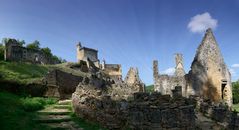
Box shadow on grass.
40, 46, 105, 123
0, 91, 57, 130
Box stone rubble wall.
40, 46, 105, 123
197, 98, 239, 129
72, 81, 196, 130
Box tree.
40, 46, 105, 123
26, 40, 40, 50
41, 47, 52, 57
232, 82, 239, 104
2, 38, 24, 46
2, 38, 10, 44
17, 40, 25, 46
0, 44, 4, 60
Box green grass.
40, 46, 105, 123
21, 97, 57, 112
146, 84, 154, 92
0, 61, 89, 84
0, 91, 57, 130
232, 104, 239, 112
0, 61, 49, 83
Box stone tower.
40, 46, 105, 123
153, 60, 159, 82
175, 53, 185, 77
189, 28, 232, 106
76, 42, 83, 62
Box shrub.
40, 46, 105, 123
21, 97, 57, 112
232, 82, 239, 104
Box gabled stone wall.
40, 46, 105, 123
153, 28, 232, 106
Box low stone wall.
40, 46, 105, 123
128, 93, 195, 130
72, 86, 196, 130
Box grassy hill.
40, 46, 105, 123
146, 84, 154, 92
0, 61, 49, 83
0, 61, 89, 84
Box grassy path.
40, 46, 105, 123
35, 100, 83, 130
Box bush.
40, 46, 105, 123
146, 85, 154, 93
232, 82, 239, 104
21, 97, 57, 112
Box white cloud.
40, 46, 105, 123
162, 67, 175, 75
232, 64, 239, 68
229, 68, 236, 76
187, 12, 218, 33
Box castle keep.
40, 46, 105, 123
153, 28, 232, 106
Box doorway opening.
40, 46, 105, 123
221, 80, 227, 100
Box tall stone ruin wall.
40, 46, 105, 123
189, 29, 232, 106
124, 67, 146, 92
153, 29, 232, 107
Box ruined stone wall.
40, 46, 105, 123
76, 43, 99, 68
153, 59, 187, 97
72, 83, 196, 130
175, 53, 185, 77
125, 67, 145, 92
4, 39, 58, 64
155, 75, 186, 96
153, 29, 232, 107
189, 28, 232, 106
103, 64, 122, 83
44, 69, 83, 99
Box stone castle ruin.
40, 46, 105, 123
4, 39, 58, 64
153, 54, 187, 96
153, 28, 232, 106
76, 42, 123, 83
76, 42, 100, 67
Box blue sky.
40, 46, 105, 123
0, 0, 239, 85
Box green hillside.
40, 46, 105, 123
0, 61, 49, 83
146, 84, 154, 92
0, 61, 89, 84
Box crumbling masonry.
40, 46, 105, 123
153, 28, 232, 106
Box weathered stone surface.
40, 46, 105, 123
189, 28, 232, 106
44, 69, 83, 99
72, 81, 196, 129
153, 28, 232, 107
76, 42, 100, 67
124, 67, 146, 92
153, 53, 187, 97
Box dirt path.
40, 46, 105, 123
35, 99, 83, 130
195, 112, 227, 130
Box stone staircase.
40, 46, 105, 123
35, 100, 83, 130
